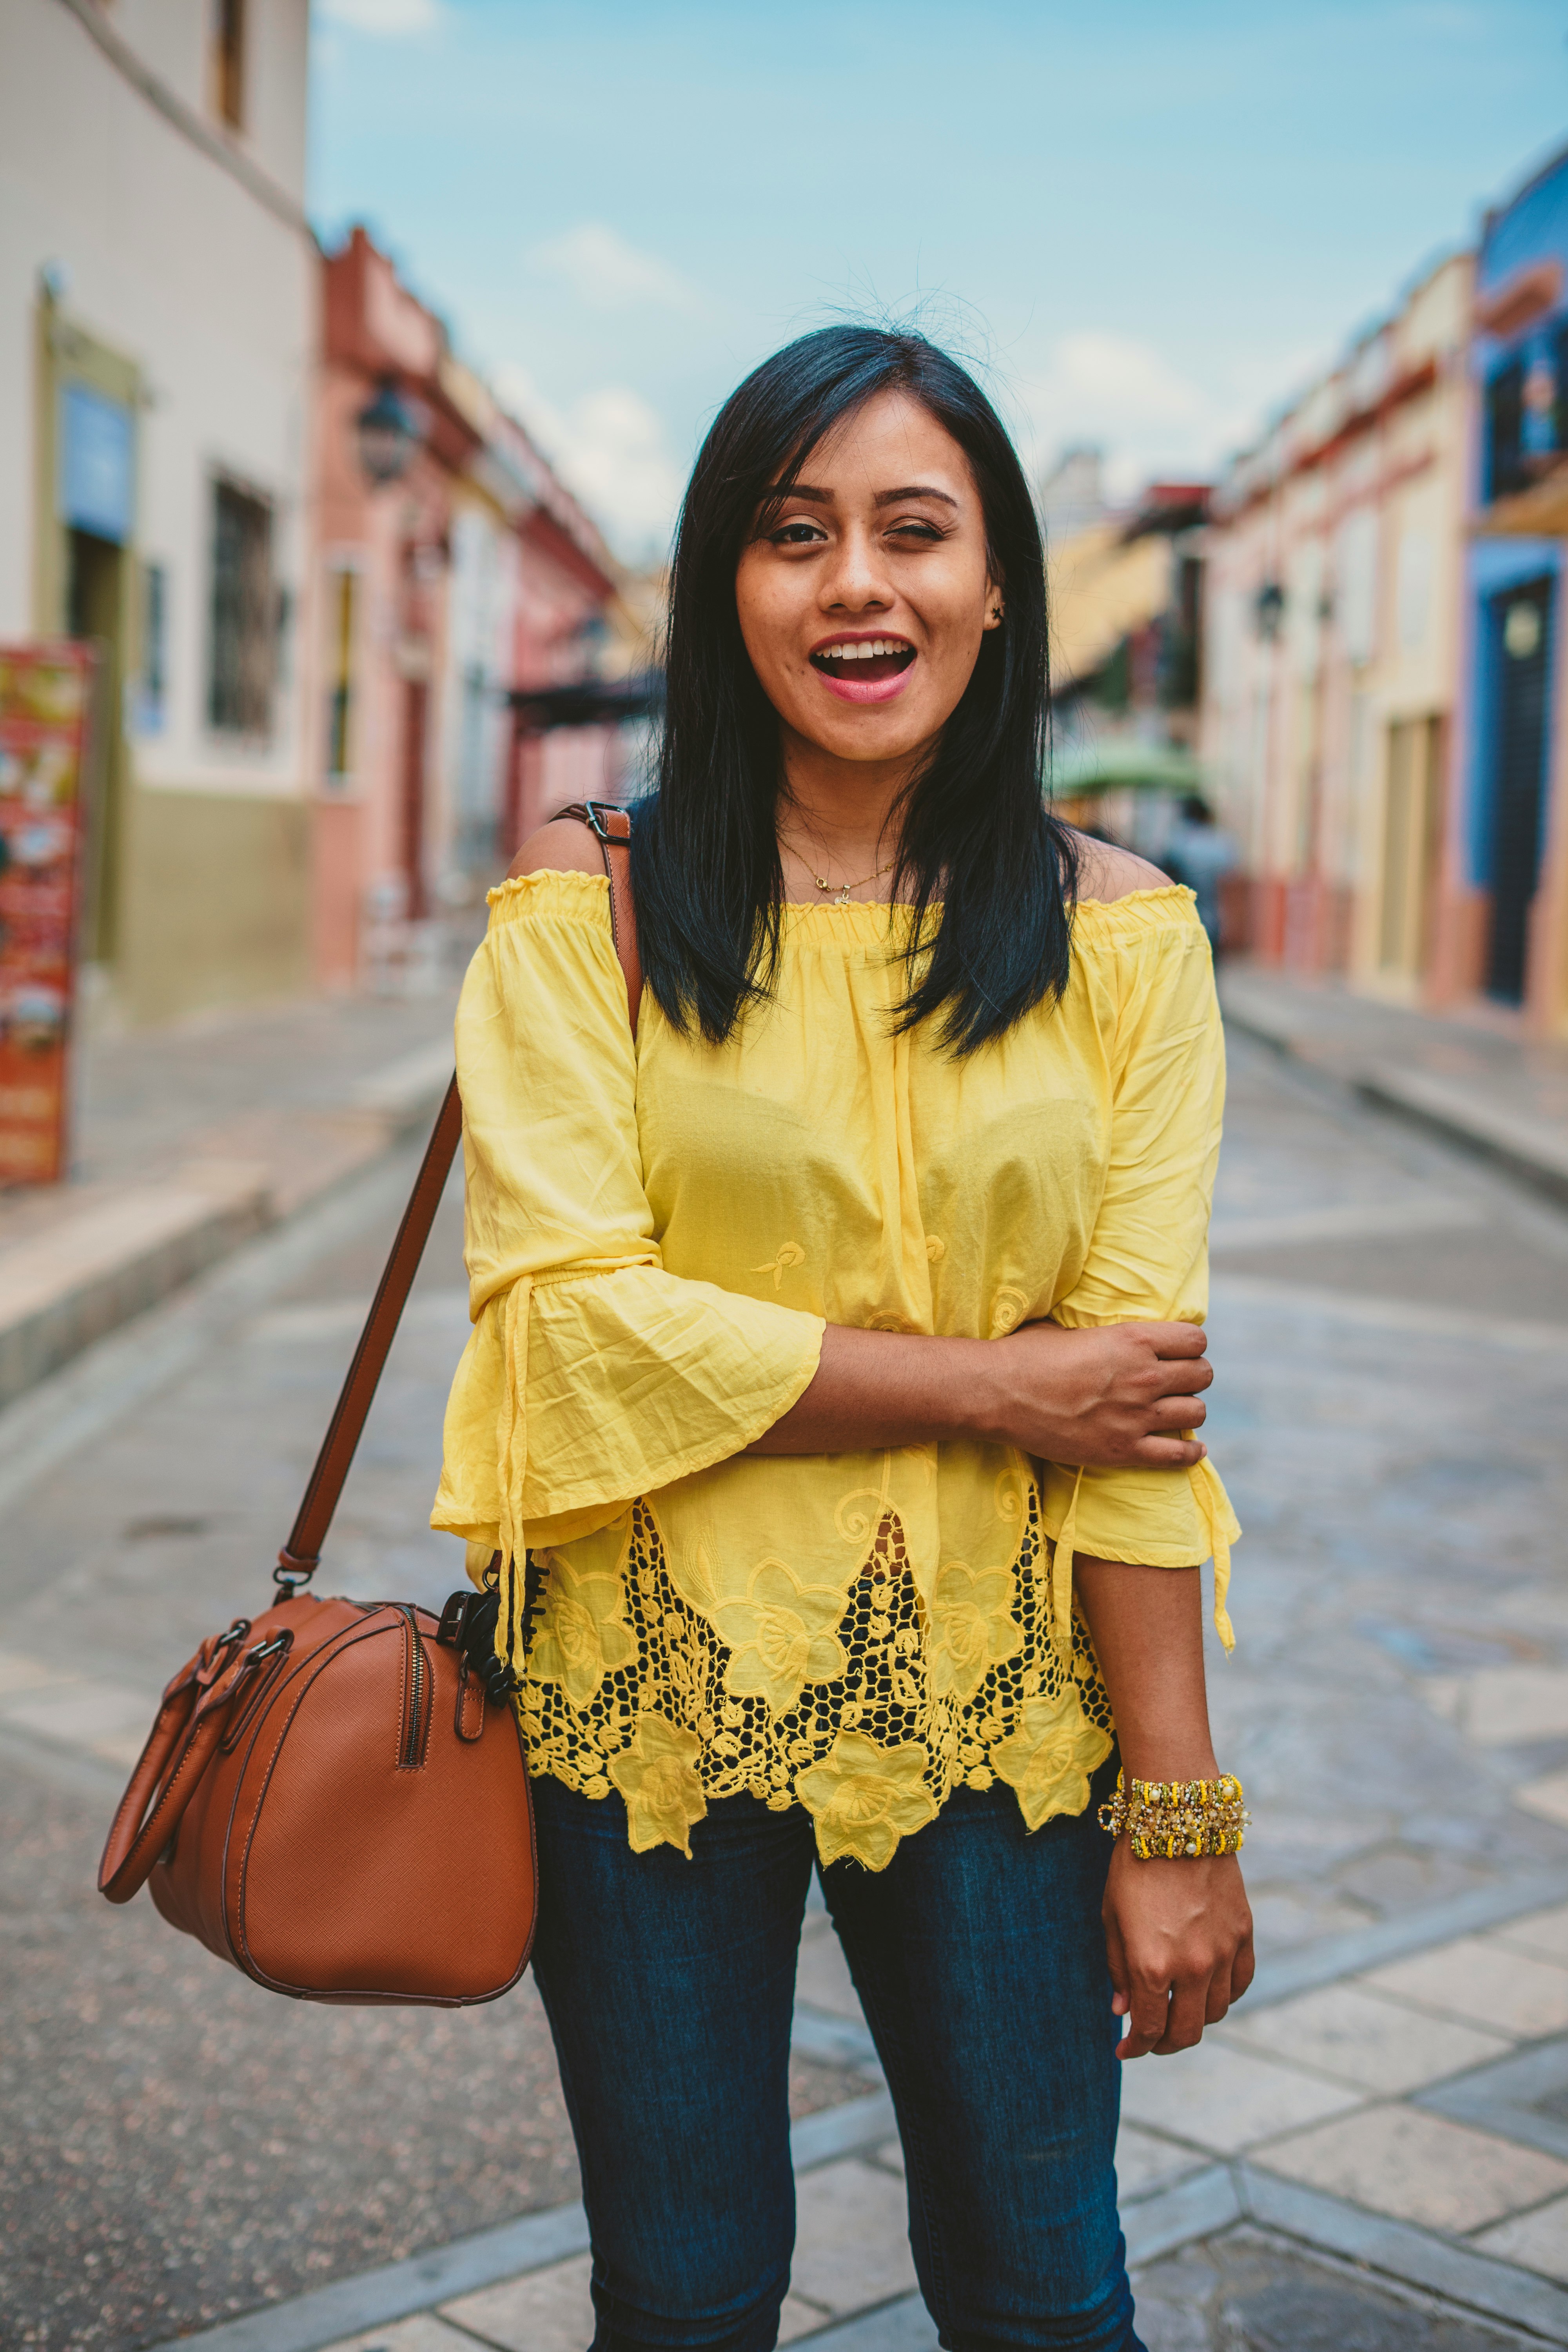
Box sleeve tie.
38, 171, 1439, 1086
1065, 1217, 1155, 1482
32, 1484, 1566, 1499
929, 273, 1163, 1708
1189, 1453, 1236, 1651
496, 1275, 534, 1571
1050, 1465, 1085, 1659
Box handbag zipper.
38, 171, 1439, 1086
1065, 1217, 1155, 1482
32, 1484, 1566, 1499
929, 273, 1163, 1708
396, 1606, 428, 1769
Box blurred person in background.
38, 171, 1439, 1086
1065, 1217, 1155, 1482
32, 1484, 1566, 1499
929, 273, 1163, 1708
1160, 795, 1237, 959
436, 328, 1252, 2352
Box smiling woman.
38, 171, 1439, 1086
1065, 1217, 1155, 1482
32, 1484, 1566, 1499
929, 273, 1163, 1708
436, 326, 1250, 2352
630, 330, 1075, 1053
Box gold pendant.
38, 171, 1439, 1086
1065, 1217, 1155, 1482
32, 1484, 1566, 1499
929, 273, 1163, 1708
834, 884, 852, 907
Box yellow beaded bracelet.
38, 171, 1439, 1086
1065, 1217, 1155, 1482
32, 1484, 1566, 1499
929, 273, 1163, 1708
1097, 1769, 1250, 1860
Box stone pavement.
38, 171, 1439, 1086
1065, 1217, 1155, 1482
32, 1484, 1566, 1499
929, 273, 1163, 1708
8, 1028, 1568, 2346
0, 969, 469, 1407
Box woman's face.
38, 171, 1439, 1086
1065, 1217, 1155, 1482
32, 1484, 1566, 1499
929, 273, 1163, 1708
734, 389, 1002, 774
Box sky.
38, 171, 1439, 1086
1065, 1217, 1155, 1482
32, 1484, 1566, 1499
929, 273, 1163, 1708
309, 0, 1568, 562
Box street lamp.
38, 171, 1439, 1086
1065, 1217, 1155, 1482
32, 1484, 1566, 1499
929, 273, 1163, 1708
354, 375, 420, 487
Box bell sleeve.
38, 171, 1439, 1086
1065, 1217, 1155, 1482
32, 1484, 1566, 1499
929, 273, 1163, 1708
431, 871, 824, 1566
1035, 898, 1241, 1647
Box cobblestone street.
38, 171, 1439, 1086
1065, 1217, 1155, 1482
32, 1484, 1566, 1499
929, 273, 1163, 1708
5, 1024, 1568, 2349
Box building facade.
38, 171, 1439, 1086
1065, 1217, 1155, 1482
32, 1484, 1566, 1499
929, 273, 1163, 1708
1042, 452, 1212, 852
311, 229, 624, 993
0, 0, 318, 1024
1461, 145, 1568, 1027
1200, 250, 1473, 989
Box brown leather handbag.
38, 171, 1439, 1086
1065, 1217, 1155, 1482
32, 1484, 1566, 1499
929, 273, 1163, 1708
97, 804, 640, 2007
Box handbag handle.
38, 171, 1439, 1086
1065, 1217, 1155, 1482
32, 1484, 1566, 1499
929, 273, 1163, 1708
99, 1616, 269, 1900
274, 801, 641, 1590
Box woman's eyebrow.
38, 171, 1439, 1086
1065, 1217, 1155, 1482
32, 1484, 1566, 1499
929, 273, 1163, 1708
875, 485, 958, 509
763, 483, 960, 508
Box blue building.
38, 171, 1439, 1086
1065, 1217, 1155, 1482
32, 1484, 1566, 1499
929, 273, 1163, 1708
1464, 145, 1568, 1017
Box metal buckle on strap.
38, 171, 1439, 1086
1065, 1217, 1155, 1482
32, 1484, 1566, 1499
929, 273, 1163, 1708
581, 800, 630, 844
218, 1628, 296, 1754
273, 1546, 319, 1595
203, 1619, 252, 1675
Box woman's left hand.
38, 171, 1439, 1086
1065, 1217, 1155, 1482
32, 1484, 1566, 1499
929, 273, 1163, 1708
1102, 1847, 1255, 2059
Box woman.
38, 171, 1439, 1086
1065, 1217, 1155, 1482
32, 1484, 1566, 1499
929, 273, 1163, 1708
435, 327, 1253, 2352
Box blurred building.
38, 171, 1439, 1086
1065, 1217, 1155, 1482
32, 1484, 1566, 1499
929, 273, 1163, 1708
1200, 250, 1472, 986
1044, 469, 1211, 855
0, 0, 317, 1025
1039, 445, 1108, 545
312, 227, 628, 993
1461, 145, 1568, 1025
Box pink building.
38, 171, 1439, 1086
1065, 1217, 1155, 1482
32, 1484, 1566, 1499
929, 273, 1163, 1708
310, 228, 624, 991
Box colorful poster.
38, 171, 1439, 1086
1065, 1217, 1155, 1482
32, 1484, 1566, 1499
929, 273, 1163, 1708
0, 641, 96, 1186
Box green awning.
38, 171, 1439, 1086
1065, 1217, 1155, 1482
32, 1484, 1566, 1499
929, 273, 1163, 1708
1046, 739, 1205, 794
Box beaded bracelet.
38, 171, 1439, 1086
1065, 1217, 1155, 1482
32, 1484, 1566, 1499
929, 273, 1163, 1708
1098, 1769, 1250, 1859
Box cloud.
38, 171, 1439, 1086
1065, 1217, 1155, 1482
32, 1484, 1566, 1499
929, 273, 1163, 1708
316, 0, 441, 33
1018, 330, 1281, 501
528, 223, 704, 316
492, 365, 684, 561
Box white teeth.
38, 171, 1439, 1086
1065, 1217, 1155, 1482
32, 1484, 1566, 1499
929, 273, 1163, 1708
819, 638, 909, 661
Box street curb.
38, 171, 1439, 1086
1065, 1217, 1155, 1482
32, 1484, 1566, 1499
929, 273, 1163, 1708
0, 1145, 428, 1517
1356, 1066, 1568, 1212
0, 1061, 450, 1413
788, 2294, 938, 2350
1245, 1866, 1568, 2010
143, 2092, 898, 2352
1217, 982, 1568, 1211
1238, 2165, 1568, 2343
0, 1178, 269, 1408
1123, 2164, 1243, 2265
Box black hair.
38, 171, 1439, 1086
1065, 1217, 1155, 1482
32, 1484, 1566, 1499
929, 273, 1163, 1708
632, 325, 1078, 1054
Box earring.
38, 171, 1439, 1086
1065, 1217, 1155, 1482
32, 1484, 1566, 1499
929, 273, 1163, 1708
990, 606, 1004, 622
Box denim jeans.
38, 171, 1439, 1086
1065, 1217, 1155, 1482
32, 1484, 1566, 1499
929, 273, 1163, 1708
528, 1757, 1142, 2352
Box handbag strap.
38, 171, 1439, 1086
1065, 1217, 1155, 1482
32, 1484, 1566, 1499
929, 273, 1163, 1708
275, 800, 641, 1590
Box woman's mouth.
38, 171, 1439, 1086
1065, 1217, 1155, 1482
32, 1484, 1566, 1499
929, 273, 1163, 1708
809, 637, 917, 704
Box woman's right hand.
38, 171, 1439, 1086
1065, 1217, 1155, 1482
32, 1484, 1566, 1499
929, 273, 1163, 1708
979, 1321, 1212, 1470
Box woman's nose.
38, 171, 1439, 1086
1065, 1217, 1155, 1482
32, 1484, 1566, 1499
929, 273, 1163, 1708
821, 526, 892, 613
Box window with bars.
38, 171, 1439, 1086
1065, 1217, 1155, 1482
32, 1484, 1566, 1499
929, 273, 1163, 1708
210, 0, 246, 129
136, 561, 167, 734
325, 564, 358, 780
1485, 359, 1526, 504
208, 478, 274, 737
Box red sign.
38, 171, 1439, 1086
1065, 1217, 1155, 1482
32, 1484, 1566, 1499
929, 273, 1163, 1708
0, 641, 96, 1186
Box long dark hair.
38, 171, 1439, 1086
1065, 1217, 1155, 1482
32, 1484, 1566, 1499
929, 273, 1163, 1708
633, 326, 1078, 1054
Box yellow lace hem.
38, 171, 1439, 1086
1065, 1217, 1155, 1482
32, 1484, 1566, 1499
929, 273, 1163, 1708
508, 1486, 1116, 1869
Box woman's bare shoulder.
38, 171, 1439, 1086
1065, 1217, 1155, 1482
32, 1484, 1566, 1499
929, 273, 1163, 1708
1065, 829, 1172, 903
507, 818, 606, 880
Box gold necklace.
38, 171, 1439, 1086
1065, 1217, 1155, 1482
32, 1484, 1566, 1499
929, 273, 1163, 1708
780, 822, 898, 907
809, 856, 897, 908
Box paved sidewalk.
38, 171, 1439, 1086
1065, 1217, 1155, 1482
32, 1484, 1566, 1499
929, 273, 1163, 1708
9, 1011, 1568, 2347
0, 978, 467, 1406
1218, 962, 1568, 1205
135, 1882, 1568, 2352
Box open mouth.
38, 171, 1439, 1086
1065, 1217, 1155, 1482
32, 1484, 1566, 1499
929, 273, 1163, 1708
810, 636, 917, 685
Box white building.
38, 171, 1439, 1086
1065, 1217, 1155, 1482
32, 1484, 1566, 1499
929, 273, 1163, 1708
1200, 250, 1473, 992
0, 0, 317, 1023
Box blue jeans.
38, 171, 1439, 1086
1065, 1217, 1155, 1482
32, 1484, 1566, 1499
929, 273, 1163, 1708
529, 1760, 1142, 2352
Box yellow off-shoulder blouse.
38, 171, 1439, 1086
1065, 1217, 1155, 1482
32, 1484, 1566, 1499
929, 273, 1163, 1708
433, 868, 1239, 1870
